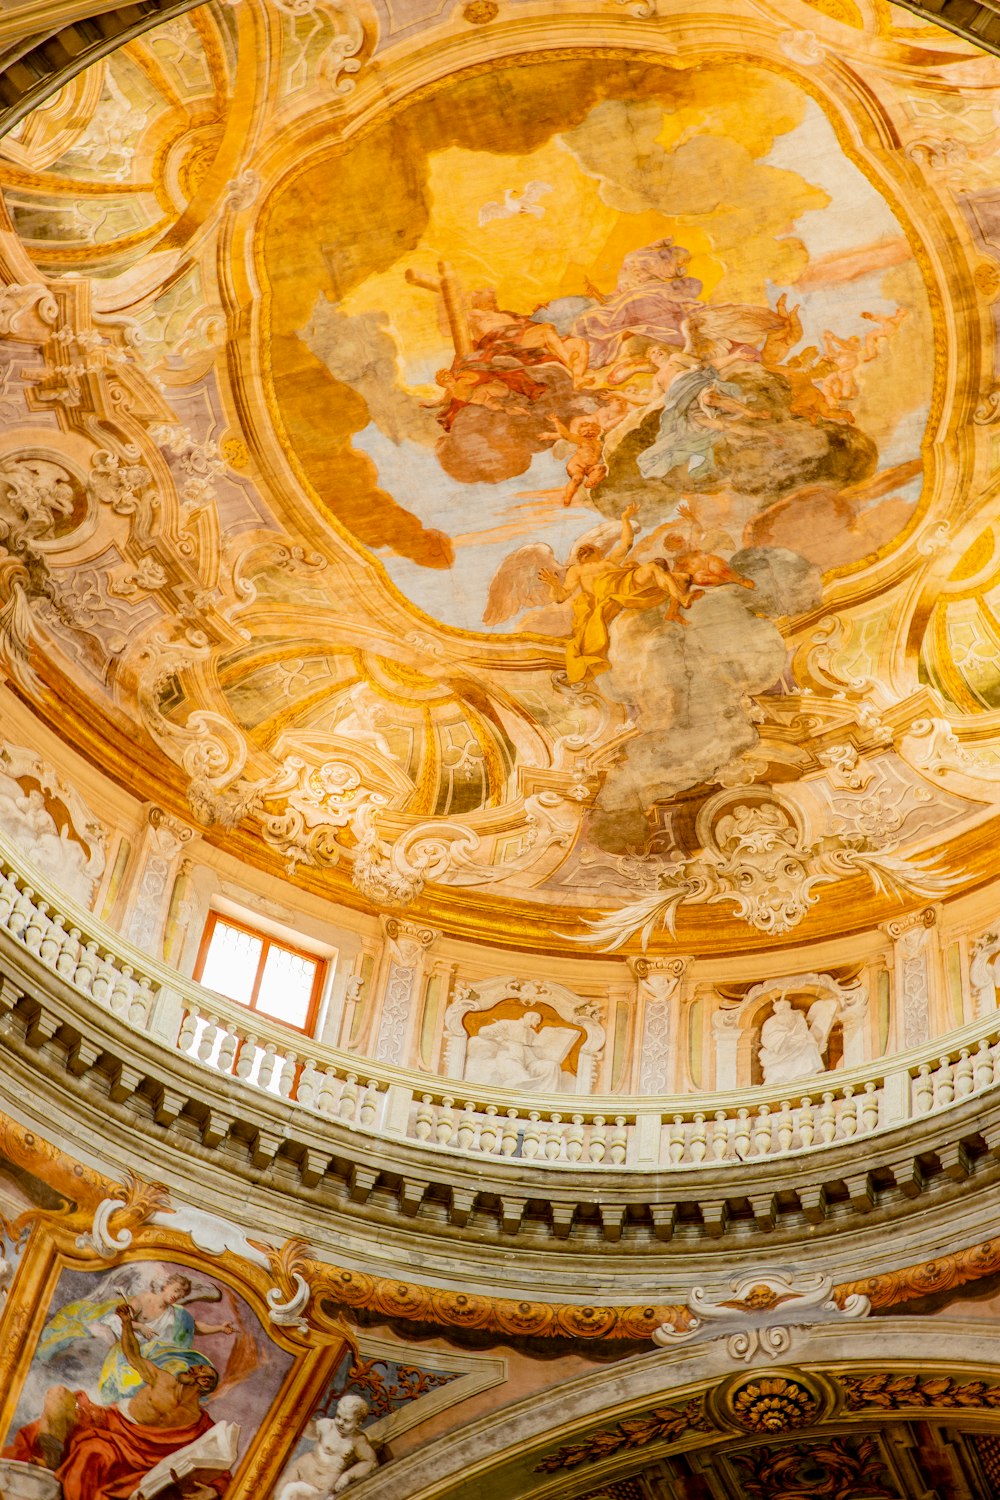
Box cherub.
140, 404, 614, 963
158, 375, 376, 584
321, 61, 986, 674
660, 534, 756, 595
427, 365, 543, 431
541, 415, 608, 507
278, 1395, 378, 1499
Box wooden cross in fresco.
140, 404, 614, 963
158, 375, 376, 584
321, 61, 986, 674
404, 261, 471, 359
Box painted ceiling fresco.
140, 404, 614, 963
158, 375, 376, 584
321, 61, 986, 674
3, 0, 1000, 951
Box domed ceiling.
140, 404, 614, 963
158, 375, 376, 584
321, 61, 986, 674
2, 0, 1000, 953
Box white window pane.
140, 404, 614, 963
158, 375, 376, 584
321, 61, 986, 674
200, 921, 262, 1006
256, 944, 316, 1028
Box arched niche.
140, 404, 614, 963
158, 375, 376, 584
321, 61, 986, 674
711, 972, 868, 1092
442, 978, 605, 1095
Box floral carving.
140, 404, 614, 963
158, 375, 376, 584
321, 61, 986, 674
839, 1373, 1000, 1412
732, 1434, 898, 1499
729, 1375, 819, 1432
534, 1400, 711, 1472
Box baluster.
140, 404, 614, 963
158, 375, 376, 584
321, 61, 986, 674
566, 1114, 585, 1162
39, 913, 64, 968
454, 1101, 475, 1151
216, 1026, 238, 1076
56, 926, 81, 978
255, 1043, 276, 1093
775, 1101, 793, 1152
500, 1109, 520, 1156
0, 870, 17, 926
521, 1112, 542, 1159
479, 1106, 500, 1155
91, 951, 114, 1003
275, 1051, 298, 1099
198, 1016, 219, 1065
796, 1097, 815, 1149
934, 1055, 955, 1109
689, 1113, 707, 1164
710, 1111, 729, 1161
860, 1082, 880, 1134
991, 1038, 1000, 1086
132, 976, 155, 1024
436, 1098, 458, 1147
733, 1108, 751, 1159
414, 1094, 434, 1140
177, 1008, 200, 1057
359, 1081, 379, 1127
609, 1116, 628, 1165
23, 900, 48, 953
541, 1114, 560, 1161
838, 1086, 858, 1139
315, 1065, 338, 1115
818, 1092, 837, 1143
74, 940, 99, 993
668, 1114, 686, 1165
8, 885, 34, 937
913, 1063, 934, 1113
975, 1038, 994, 1093
109, 965, 134, 1017
297, 1059, 320, 1107
752, 1105, 773, 1157
338, 1073, 359, 1121
234, 1033, 259, 1086
955, 1048, 975, 1098
588, 1116, 607, 1163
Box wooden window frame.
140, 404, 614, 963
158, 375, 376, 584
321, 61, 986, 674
193, 910, 326, 1037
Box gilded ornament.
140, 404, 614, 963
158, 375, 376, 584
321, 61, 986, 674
727, 1375, 820, 1432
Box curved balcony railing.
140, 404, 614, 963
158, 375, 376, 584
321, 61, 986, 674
0, 829, 997, 1174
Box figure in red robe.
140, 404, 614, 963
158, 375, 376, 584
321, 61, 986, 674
5, 1302, 231, 1500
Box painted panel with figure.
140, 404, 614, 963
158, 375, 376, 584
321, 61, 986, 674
2, 1257, 295, 1500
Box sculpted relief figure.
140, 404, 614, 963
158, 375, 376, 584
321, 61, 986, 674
757, 997, 838, 1086
464, 1009, 577, 1094
277, 1395, 377, 1499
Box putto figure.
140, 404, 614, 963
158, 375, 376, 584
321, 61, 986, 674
277, 1394, 378, 1498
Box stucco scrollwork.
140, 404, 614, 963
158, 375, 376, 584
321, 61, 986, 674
580, 794, 957, 951
653, 1272, 870, 1362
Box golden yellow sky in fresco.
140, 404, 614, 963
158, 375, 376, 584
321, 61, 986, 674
342, 72, 827, 377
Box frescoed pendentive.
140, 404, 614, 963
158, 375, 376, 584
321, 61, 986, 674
4, 1259, 294, 1499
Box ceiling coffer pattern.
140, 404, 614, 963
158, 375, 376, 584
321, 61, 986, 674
2, 0, 1000, 958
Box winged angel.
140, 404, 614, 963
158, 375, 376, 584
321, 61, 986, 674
483, 508, 698, 682
33, 1262, 253, 1403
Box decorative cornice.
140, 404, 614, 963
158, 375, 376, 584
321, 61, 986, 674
6, 1090, 1000, 1346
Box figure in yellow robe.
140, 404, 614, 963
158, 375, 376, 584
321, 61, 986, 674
539, 503, 696, 683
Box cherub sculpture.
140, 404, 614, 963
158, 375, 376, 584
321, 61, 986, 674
277, 1394, 378, 1499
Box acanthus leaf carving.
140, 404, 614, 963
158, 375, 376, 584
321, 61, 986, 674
577, 795, 959, 951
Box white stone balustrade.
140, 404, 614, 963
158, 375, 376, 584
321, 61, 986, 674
1, 828, 999, 1174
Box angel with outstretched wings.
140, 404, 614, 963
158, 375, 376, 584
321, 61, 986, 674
36, 1263, 254, 1405
485, 506, 698, 681
482, 519, 625, 627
